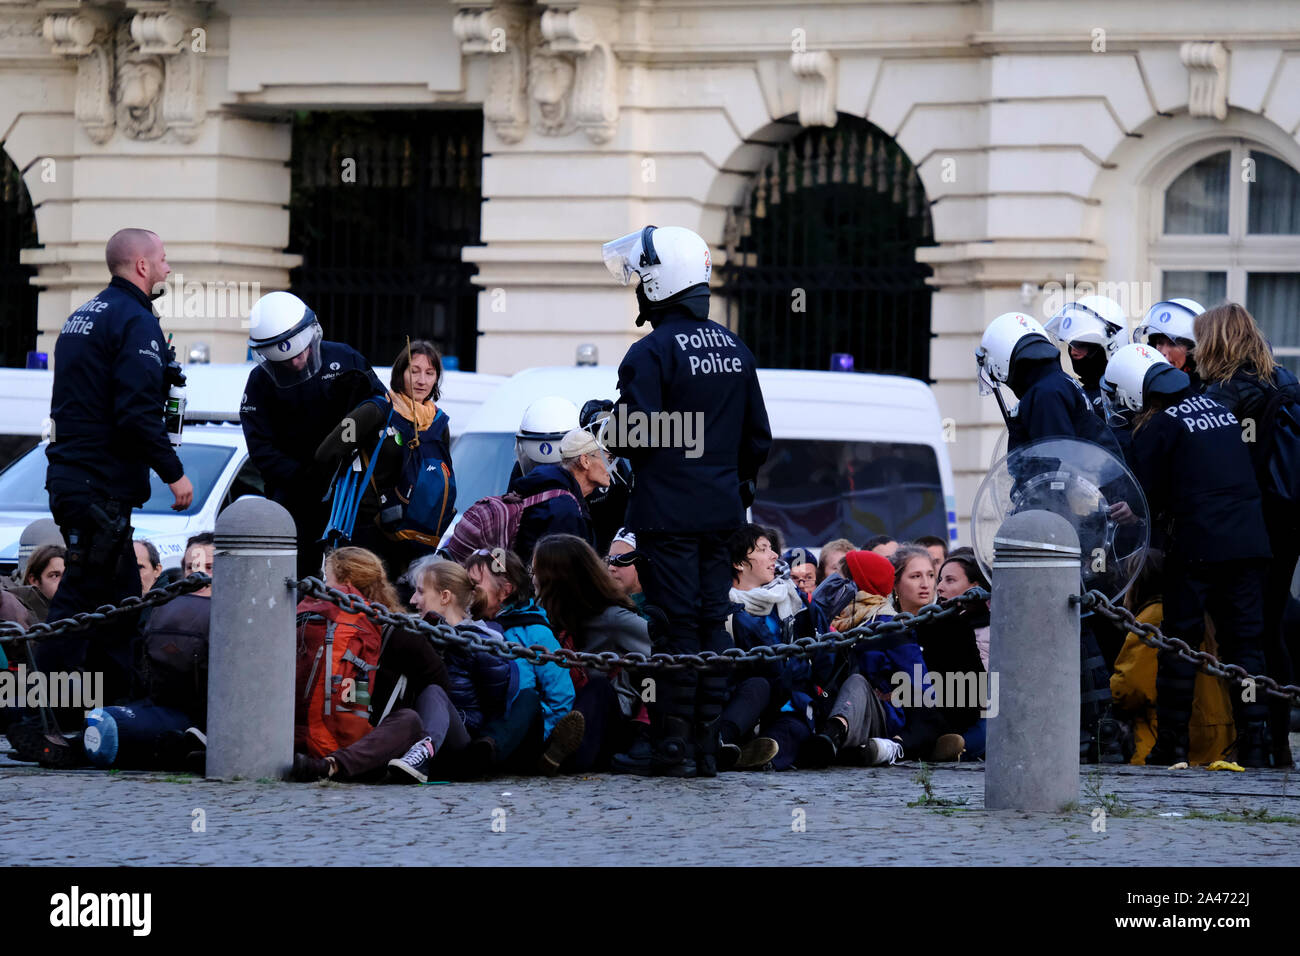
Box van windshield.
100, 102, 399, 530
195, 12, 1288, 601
752, 439, 947, 549
0, 442, 233, 517
450, 432, 518, 514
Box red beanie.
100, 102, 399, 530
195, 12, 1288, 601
844, 550, 895, 597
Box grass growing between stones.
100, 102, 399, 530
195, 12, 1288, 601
907, 763, 970, 808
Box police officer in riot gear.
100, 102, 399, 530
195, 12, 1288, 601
240, 291, 384, 579
598, 225, 772, 776
1133, 298, 1205, 392
1044, 295, 1131, 421
38, 228, 194, 722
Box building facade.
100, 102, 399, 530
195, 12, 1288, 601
2, 0, 1299, 529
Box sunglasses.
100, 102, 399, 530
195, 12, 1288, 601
606, 551, 639, 568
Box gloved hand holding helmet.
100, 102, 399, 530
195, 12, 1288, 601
602, 225, 712, 325
247, 291, 324, 389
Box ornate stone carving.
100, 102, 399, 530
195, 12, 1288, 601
455, 4, 530, 144
116, 21, 167, 140
539, 6, 618, 144
43, 6, 116, 143
1180, 41, 1228, 121
791, 51, 837, 128
530, 49, 577, 136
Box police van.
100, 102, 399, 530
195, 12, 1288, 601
0, 364, 505, 574
451, 365, 960, 551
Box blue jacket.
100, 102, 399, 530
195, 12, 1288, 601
853, 625, 929, 737
1008, 359, 1124, 460
240, 342, 385, 511
809, 574, 858, 636
728, 603, 829, 728
46, 277, 184, 504
508, 463, 592, 564
494, 599, 575, 738
440, 618, 515, 736
609, 303, 772, 533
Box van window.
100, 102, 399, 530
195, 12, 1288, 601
449, 432, 518, 511
752, 439, 946, 549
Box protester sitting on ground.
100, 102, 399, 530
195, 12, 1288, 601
802, 549, 905, 768
605, 528, 646, 615
532, 534, 652, 774
509, 428, 612, 565
916, 548, 988, 761
817, 537, 856, 583
7, 544, 65, 625
809, 554, 860, 636
1109, 552, 1234, 766
132, 538, 168, 648
180, 533, 214, 598
864, 534, 899, 560
936, 549, 992, 669
782, 547, 817, 604
914, 534, 949, 570
459, 547, 576, 776
724, 524, 819, 771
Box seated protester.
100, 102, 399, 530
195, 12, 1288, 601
460, 547, 576, 775
291, 548, 459, 784
863, 534, 899, 560
914, 534, 949, 571
817, 538, 856, 584
936, 549, 990, 668
181, 533, 214, 597
315, 340, 456, 581
809, 555, 859, 636
923, 549, 990, 761
134, 539, 163, 597
803, 550, 907, 768
533, 534, 652, 774
1109, 552, 1234, 766
8, 544, 66, 625
723, 524, 820, 772
509, 428, 612, 566
606, 528, 647, 617
782, 547, 817, 606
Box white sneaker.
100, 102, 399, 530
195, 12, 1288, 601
866, 738, 904, 766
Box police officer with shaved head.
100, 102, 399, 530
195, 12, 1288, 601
595, 225, 772, 777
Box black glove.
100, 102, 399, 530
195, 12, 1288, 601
580, 398, 614, 429
739, 479, 756, 509
163, 344, 186, 388
642, 604, 672, 648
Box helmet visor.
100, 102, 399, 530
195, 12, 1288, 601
601, 231, 647, 286
252, 322, 323, 388
975, 347, 996, 395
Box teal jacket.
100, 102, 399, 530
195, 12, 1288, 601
495, 599, 574, 739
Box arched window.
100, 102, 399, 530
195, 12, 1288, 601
0, 149, 39, 368
1152, 141, 1300, 371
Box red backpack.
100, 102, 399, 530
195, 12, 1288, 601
439, 488, 576, 562
294, 586, 386, 758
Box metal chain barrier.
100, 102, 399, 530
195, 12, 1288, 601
0, 573, 213, 646
1080, 590, 1300, 704
294, 576, 989, 674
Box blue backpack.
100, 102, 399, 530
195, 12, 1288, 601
369, 400, 457, 548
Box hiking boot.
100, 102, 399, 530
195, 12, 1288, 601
1097, 715, 1128, 764
716, 740, 742, 772
930, 733, 965, 762
864, 738, 904, 766
1145, 728, 1189, 767
290, 753, 333, 782
1232, 720, 1273, 769
611, 736, 654, 775
538, 710, 585, 776
649, 716, 696, 777
802, 717, 848, 769
734, 736, 779, 771
461, 736, 497, 779
694, 722, 723, 779
389, 737, 437, 784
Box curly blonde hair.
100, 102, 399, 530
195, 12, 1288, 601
324, 547, 400, 609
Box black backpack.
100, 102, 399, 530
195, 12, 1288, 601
1257, 381, 1300, 510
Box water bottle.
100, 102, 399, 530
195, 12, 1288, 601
165, 382, 186, 446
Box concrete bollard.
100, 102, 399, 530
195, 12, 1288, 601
985, 510, 1081, 812
206, 497, 298, 782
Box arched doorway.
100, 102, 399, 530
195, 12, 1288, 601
0, 149, 39, 369
718, 116, 934, 379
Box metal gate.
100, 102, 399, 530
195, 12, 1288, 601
287, 110, 484, 370
718, 117, 934, 379
0, 151, 39, 368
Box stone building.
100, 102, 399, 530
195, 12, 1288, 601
2, 0, 1299, 526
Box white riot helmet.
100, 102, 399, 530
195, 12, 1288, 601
602, 225, 712, 304
1045, 295, 1131, 358
1101, 343, 1191, 412
1133, 298, 1203, 348
515, 396, 580, 475
975, 312, 1059, 391
247, 291, 324, 388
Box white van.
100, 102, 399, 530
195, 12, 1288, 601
451, 366, 959, 550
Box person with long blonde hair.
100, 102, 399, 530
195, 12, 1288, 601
1197, 303, 1299, 768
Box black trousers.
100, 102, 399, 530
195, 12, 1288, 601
37, 475, 142, 707
637, 530, 735, 728
1158, 557, 1270, 734
1262, 522, 1298, 749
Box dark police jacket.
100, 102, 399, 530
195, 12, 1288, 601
1129, 390, 1270, 564
610, 302, 772, 533
239, 342, 384, 509
47, 276, 184, 505
1008, 360, 1124, 460
508, 463, 593, 563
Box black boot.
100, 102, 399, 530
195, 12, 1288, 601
611, 725, 654, 775
650, 716, 696, 777
694, 722, 721, 778
802, 717, 847, 769
1097, 712, 1128, 765
1145, 728, 1189, 766
1233, 719, 1273, 769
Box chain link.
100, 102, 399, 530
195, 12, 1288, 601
0, 573, 213, 646
1080, 590, 1300, 703
294, 577, 988, 673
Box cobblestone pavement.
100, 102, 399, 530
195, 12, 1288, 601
2, 733, 1298, 866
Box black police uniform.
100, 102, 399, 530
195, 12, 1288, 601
41, 276, 185, 703
1129, 389, 1273, 761
239, 343, 384, 579
606, 293, 772, 770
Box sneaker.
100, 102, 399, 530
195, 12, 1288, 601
802, 718, 848, 769
537, 710, 586, 776
389, 737, 437, 784
35, 731, 87, 769
290, 752, 332, 782
716, 741, 742, 772
931, 734, 965, 762
864, 738, 904, 766
734, 736, 779, 770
